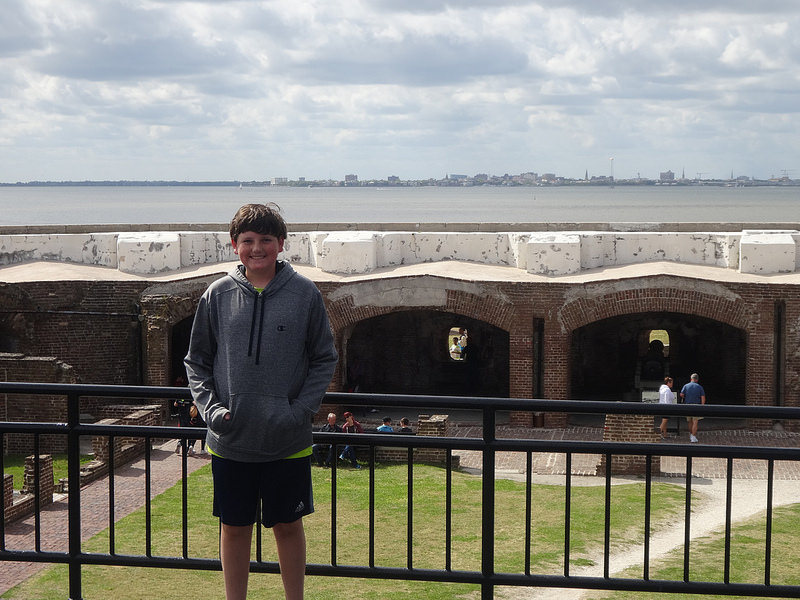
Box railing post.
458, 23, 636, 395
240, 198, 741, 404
481, 406, 496, 600
67, 391, 83, 600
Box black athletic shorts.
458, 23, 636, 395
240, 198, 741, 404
211, 454, 314, 528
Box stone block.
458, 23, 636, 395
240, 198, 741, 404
412, 233, 514, 266
0, 233, 118, 267
578, 233, 607, 269
281, 232, 312, 264
525, 234, 581, 275
317, 232, 377, 273
377, 232, 417, 267
739, 231, 797, 274
508, 233, 531, 269
117, 232, 181, 274
179, 232, 234, 266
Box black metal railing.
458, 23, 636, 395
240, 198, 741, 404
1, 382, 800, 599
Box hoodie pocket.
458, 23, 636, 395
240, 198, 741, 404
221, 393, 301, 454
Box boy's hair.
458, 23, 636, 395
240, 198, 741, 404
229, 203, 287, 242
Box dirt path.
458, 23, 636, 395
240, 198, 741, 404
497, 473, 800, 600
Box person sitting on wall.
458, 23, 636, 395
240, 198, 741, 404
397, 417, 413, 434
312, 412, 342, 467
377, 416, 394, 432
339, 411, 363, 469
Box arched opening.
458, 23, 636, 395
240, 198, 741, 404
570, 312, 746, 405
170, 316, 193, 386
0, 315, 22, 353
345, 310, 509, 397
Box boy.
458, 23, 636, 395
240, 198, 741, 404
185, 203, 338, 600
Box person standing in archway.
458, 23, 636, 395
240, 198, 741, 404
658, 377, 675, 439
680, 373, 706, 443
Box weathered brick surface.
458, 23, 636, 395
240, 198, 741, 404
597, 414, 661, 475
2, 269, 800, 435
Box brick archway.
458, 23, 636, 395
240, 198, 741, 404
547, 276, 774, 416
558, 277, 750, 332
325, 278, 517, 333
138, 275, 223, 386
322, 277, 521, 394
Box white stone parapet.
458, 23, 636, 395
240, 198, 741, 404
1, 229, 799, 276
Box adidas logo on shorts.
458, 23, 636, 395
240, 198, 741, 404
295, 501, 305, 513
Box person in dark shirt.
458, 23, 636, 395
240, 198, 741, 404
312, 412, 342, 467
680, 373, 706, 443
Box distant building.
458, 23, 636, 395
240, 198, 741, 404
387, 175, 400, 184
271, 177, 288, 185
448, 174, 468, 181
344, 174, 358, 184
659, 170, 675, 182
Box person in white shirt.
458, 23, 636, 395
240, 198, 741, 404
658, 376, 676, 439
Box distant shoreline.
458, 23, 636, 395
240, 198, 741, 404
2, 179, 798, 188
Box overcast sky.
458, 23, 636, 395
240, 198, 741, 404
2, 0, 799, 182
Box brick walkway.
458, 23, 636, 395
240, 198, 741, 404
451, 425, 800, 480
0, 441, 211, 596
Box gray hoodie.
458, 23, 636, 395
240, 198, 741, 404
184, 262, 338, 462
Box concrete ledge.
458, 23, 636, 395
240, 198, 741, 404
1, 228, 799, 277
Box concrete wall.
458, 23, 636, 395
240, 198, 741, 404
1, 228, 799, 276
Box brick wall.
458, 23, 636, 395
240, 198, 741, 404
3, 270, 800, 433
414, 414, 450, 465
3, 473, 11, 511
91, 405, 161, 463
1, 353, 76, 454
597, 414, 661, 475
4, 454, 54, 524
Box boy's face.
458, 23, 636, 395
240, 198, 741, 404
232, 230, 285, 278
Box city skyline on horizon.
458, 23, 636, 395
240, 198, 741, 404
1, 2, 799, 183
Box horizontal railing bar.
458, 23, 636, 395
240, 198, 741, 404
0, 382, 191, 399
0, 550, 70, 563
2, 382, 799, 420
0, 422, 67, 434
2, 423, 798, 461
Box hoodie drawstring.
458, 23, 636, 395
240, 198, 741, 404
247, 293, 259, 359
247, 292, 267, 365
255, 295, 266, 365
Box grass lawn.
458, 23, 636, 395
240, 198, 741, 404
3, 454, 94, 491
4, 463, 690, 600
567, 503, 800, 600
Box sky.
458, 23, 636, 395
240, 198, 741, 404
1, 1, 799, 183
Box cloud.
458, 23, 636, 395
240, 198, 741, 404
1, 0, 799, 181
0, 1, 45, 57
